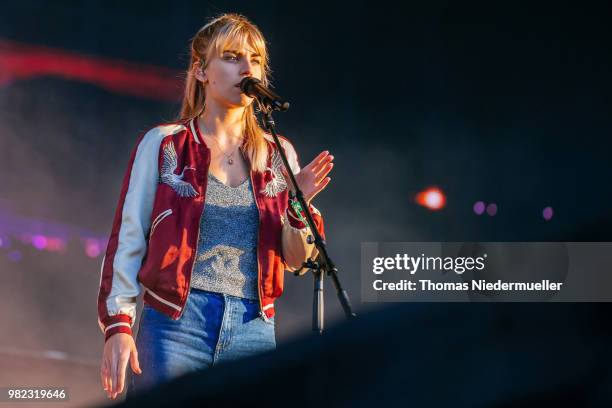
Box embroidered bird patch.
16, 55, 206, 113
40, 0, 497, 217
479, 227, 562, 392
160, 142, 199, 198
261, 147, 288, 197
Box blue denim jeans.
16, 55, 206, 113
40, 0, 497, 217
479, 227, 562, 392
127, 288, 275, 396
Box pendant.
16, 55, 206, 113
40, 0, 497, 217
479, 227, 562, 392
228, 157, 234, 165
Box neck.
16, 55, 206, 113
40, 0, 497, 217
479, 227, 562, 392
199, 100, 246, 144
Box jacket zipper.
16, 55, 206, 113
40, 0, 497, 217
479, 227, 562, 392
249, 169, 265, 320
178, 128, 206, 319
178, 211, 200, 319
178, 194, 204, 319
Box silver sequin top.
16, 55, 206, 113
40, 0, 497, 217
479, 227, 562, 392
190, 173, 260, 300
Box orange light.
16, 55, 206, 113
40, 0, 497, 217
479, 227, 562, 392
415, 187, 446, 210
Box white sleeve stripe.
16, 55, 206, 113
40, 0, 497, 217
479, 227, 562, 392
106, 124, 185, 321
104, 322, 131, 332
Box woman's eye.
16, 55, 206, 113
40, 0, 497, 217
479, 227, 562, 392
223, 54, 261, 65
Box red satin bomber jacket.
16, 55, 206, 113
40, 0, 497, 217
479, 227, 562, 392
97, 118, 325, 341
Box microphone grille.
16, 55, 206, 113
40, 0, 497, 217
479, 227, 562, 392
239, 77, 260, 95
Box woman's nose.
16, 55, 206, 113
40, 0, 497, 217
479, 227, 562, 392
240, 58, 255, 75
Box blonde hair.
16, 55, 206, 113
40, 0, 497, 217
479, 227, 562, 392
179, 13, 271, 172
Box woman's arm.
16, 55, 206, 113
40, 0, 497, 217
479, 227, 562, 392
97, 125, 171, 342
281, 202, 325, 273
277, 139, 332, 273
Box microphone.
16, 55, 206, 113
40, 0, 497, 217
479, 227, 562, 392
239, 77, 290, 112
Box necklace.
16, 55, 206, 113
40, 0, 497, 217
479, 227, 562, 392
200, 121, 244, 165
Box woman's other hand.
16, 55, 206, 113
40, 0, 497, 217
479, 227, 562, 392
281, 150, 334, 204
101, 333, 141, 399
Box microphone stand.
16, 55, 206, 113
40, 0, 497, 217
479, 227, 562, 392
258, 101, 357, 335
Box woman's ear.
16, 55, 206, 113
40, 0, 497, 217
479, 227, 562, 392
193, 61, 208, 84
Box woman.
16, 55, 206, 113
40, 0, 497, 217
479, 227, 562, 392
97, 13, 334, 400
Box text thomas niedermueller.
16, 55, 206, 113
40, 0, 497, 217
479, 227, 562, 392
373, 279, 563, 292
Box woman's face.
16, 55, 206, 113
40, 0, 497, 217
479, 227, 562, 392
198, 43, 263, 109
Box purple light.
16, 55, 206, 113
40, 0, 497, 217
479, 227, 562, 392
473, 201, 486, 215
486, 203, 498, 216
7, 250, 22, 262
543, 206, 554, 221
32, 235, 48, 250
85, 239, 101, 258
46, 237, 67, 252
18, 233, 32, 244
0, 237, 11, 248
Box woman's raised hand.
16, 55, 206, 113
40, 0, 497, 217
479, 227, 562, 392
281, 150, 334, 204
101, 333, 141, 400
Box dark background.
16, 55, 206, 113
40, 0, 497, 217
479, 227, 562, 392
0, 1, 610, 406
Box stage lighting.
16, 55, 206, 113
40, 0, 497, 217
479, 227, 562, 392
415, 187, 446, 211
486, 203, 498, 216
473, 201, 485, 215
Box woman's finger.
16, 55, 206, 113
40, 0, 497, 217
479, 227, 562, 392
312, 155, 333, 176
305, 177, 331, 202
116, 354, 130, 396
314, 150, 329, 163
104, 374, 109, 397
317, 176, 331, 189
315, 162, 334, 179
101, 362, 107, 391
313, 152, 332, 169
103, 357, 112, 397
107, 375, 113, 398
312, 177, 331, 197
304, 151, 329, 171
130, 346, 142, 375
106, 375, 112, 397
110, 355, 118, 398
